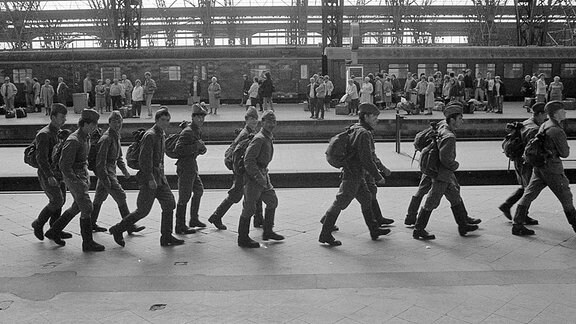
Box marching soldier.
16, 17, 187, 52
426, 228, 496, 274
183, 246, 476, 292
319, 103, 391, 246
412, 103, 479, 240
512, 101, 576, 236
499, 102, 546, 225
90, 111, 145, 234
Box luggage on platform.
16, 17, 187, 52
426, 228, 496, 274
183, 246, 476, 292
0, 106, 5, 115
119, 106, 128, 118
5, 110, 15, 118
16, 107, 27, 118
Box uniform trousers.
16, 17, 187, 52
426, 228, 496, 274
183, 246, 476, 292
423, 178, 463, 211
93, 176, 127, 206
177, 163, 204, 211
63, 174, 93, 220
240, 177, 277, 220
414, 174, 433, 198
517, 168, 575, 213
38, 171, 67, 213
325, 178, 377, 229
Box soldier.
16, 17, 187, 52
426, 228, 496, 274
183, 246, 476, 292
90, 111, 145, 234
45, 109, 105, 252
31, 104, 72, 241
412, 104, 479, 240
499, 103, 547, 225
173, 103, 208, 234
237, 110, 283, 248
109, 108, 184, 247
319, 103, 392, 246
208, 107, 260, 230
512, 101, 576, 236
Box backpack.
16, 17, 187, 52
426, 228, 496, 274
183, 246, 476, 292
325, 126, 353, 169
419, 129, 440, 177
24, 141, 39, 169
224, 128, 246, 170
502, 122, 525, 160
87, 128, 103, 172
51, 139, 66, 174
413, 122, 439, 152
523, 129, 550, 168
126, 129, 147, 170
164, 133, 181, 159
232, 134, 255, 175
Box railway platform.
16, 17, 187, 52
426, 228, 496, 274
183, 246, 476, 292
1, 185, 575, 323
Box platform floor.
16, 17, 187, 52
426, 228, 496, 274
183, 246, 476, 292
1, 186, 576, 323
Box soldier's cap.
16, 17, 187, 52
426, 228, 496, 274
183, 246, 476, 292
81, 109, 100, 123
358, 103, 380, 115
245, 106, 259, 120
531, 102, 546, 114
443, 104, 463, 117
261, 110, 276, 121
191, 103, 208, 116
109, 110, 123, 122
545, 100, 565, 116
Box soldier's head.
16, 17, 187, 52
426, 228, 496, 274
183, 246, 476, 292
245, 107, 259, 129
531, 102, 547, 124
444, 103, 464, 129
358, 103, 380, 128
50, 103, 68, 128
261, 110, 277, 132
191, 103, 207, 127
154, 108, 171, 130
545, 101, 566, 122
78, 109, 100, 133
108, 111, 123, 132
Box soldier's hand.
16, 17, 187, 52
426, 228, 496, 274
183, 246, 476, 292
376, 178, 387, 186
48, 176, 58, 187
381, 167, 392, 177
148, 180, 157, 190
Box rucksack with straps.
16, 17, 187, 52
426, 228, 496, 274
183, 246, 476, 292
232, 134, 255, 175
414, 121, 439, 152
126, 129, 147, 170
325, 126, 353, 169
164, 133, 181, 159
224, 128, 244, 170
87, 128, 103, 172
502, 122, 525, 160
419, 128, 440, 177
24, 140, 39, 169
523, 129, 550, 168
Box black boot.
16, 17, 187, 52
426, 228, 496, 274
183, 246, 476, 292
80, 218, 105, 252
452, 203, 479, 237
238, 217, 260, 248
253, 199, 263, 228
318, 209, 342, 246
208, 198, 232, 230
188, 195, 206, 228
455, 202, 482, 225
372, 199, 394, 226
499, 188, 524, 220
361, 206, 391, 241
512, 205, 535, 236
175, 204, 196, 234
208, 214, 227, 230
45, 209, 76, 246
119, 203, 145, 234
50, 208, 72, 239
565, 209, 576, 233
160, 235, 185, 246
91, 203, 107, 232
524, 214, 539, 225
320, 215, 339, 232
413, 208, 435, 240
161, 209, 184, 246
404, 196, 423, 226
31, 206, 53, 240
262, 208, 284, 241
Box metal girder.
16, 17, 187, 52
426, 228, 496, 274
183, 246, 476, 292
469, 0, 506, 46
123, 0, 142, 48
322, 0, 344, 48
199, 0, 215, 46
287, 0, 308, 45
514, 0, 556, 45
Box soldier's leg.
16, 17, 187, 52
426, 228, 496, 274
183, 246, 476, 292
175, 167, 196, 234
109, 183, 156, 247
366, 175, 394, 226
91, 179, 109, 232
319, 180, 358, 246
261, 188, 283, 241
188, 173, 206, 228
107, 177, 145, 234
209, 174, 244, 230
445, 183, 479, 236
513, 170, 547, 236
32, 174, 66, 240
414, 179, 448, 240
546, 173, 576, 231
356, 180, 390, 240
238, 180, 263, 248
71, 183, 104, 252
156, 182, 183, 246
405, 175, 432, 226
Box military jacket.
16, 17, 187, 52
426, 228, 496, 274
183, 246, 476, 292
244, 128, 274, 188
345, 122, 384, 182
436, 122, 459, 184
540, 119, 570, 174
35, 123, 60, 180
139, 125, 168, 185
95, 128, 128, 182
60, 128, 90, 184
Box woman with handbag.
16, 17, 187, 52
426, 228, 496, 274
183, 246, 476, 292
208, 76, 221, 114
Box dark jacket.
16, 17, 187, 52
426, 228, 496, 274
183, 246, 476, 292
464, 74, 473, 88
139, 125, 168, 185
540, 119, 570, 174
95, 128, 128, 182
260, 79, 274, 97
244, 128, 274, 188
174, 122, 206, 166
35, 123, 59, 179
59, 128, 90, 184
345, 122, 384, 182
436, 122, 459, 184
520, 80, 534, 97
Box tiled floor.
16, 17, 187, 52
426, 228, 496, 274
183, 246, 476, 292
1, 186, 576, 323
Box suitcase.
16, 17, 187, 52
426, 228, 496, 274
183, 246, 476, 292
5, 110, 15, 118
0, 106, 5, 115
16, 107, 27, 118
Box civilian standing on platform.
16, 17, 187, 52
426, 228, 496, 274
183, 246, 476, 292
83, 74, 94, 108
144, 71, 157, 118
494, 76, 505, 114
208, 107, 260, 230
45, 109, 106, 252
318, 103, 391, 246
1, 77, 17, 112
90, 111, 145, 234
237, 111, 284, 248
359, 77, 373, 104
315, 76, 326, 120
95, 79, 105, 114
499, 103, 546, 224
241, 74, 251, 107
485, 72, 496, 112
121, 74, 133, 106
512, 101, 576, 236
104, 79, 112, 112
535, 73, 547, 103
521, 75, 535, 108
412, 104, 479, 240
109, 78, 123, 110
464, 69, 473, 101
56, 77, 68, 106
391, 74, 401, 107
383, 77, 393, 110
425, 76, 435, 115
404, 73, 417, 103
416, 74, 428, 113
207, 77, 221, 115
109, 108, 184, 247
548, 76, 564, 102
131, 79, 144, 118
248, 77, 259, 108
33, 78, 41, 112
346, 78, 359, 115
374, 75, 383, 109
307, 77, 317, 118
324, 75, 334, 111
474, 72, 486, 102
40, 79, 54, 115
174, 103, 209, 234
24, 77, 35, 110
189, 75, 202, 105
31, 104, 70, 242
261, 72, 274, 111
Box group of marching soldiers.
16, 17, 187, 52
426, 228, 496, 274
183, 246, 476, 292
30, 99, 575, 252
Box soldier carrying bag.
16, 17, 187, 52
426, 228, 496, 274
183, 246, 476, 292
325, 126, 353, 169
523, 129, 550, 168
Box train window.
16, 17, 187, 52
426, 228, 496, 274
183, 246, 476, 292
300, 65, 308, 79
100, 67, 121, 81
388, 64, 409, 79
160, 66, 181, 81
12, 69, 32, 83
503, 63, 523, 79
447, 64, 467, 75
532, 63, 551, 78
560, 63, 576, 78
251, 65, 269, 79
278, 64, 292, 80
418, 64, 438, 77
475, 64, 495, 77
